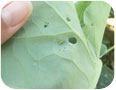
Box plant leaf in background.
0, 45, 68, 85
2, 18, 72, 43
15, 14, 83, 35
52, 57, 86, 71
1, 1, 110, 89
103, 40, 110, 45
100, 44, 107, 57
75, 1, 91, 27
97, 65, 114, 89
75, 1, 111, 57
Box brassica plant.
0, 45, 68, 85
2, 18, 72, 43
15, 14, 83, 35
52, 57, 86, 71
1, 1, 111, 89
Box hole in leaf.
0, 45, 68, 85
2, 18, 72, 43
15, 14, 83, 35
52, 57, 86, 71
68, 37, 77, 44
66, 17, 71, 22
44, 22, 49, 28
44, 24, 48, 28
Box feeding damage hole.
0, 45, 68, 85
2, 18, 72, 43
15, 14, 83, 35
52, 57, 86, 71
44, 22, 49, 28
68, 37, 77, 44
44, 24, 48, 28
66, 17, 71, 22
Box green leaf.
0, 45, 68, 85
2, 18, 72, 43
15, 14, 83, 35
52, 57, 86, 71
2, 1, 104, 89
100, 45, 114, 58
75, 1, 111, 57
100, 44, 107, 57
75, 1, 91, 27
97, 65, 114, 89
102, 40, 110, 45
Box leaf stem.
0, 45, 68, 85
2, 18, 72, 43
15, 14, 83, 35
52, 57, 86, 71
100, 45, 114, 58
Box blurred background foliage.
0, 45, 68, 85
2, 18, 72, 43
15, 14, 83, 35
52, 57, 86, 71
97, 8, 114, 89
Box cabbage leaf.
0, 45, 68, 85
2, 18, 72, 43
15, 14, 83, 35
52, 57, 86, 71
1, 1, 110, 89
